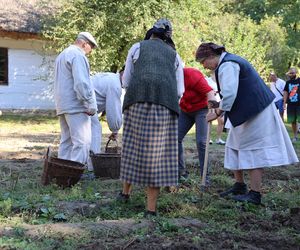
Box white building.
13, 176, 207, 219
0, 0, 56, 110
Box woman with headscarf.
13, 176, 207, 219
195, 42, 298, 205
119, 18, 184, 216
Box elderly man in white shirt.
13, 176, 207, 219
89, 71, 123, 161
54, 32, 98, 165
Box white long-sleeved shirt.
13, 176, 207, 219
270, 78, 285, 102
122, 42, 185, 97
54, 45, 97, 115
91, 72, 122, 132
216, 52, 240, 111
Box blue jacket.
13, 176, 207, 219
215, 53, 275, 127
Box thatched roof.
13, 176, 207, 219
0, 0, 59, 35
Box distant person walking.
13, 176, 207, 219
54, 32, 98, 165
283, 67, 300, 142
269, 72, 285, 120
196, 42, 298, 205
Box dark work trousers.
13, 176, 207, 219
178, 108, 208, 177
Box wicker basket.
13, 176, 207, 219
90, 139, 121, 179
41, 147, 85, 188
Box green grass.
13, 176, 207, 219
0, 114, 60, 133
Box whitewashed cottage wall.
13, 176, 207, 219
0, 37, 56, 110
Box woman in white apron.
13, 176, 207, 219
195, 42, 298, 205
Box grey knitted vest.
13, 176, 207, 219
123, 39, 179, 114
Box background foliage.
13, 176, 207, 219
42, 0, 300, 79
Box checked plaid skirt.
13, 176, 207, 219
120, 102, 178, 187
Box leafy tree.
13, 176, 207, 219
42, 0, 295, 79
257, 17, 292, 78
222, 0, 300, 68
43, 0, 172, 72
42, 0, 223, 72
168, 0, 217, 67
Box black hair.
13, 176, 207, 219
119, 65, 125, 72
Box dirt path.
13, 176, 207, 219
0, 218, 206, 238
0, 131, 59, 160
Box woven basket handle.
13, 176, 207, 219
42, 146, 52, 186
45, 146, 52, 159
105, 138, 118, 152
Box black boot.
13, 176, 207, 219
116, 192, 130, 203
219, 182, 248, 198
232, 190, 262, 205
143, 210, 157, 218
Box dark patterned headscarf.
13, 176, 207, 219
195, 42, 226, 62
144, 18, 176, 50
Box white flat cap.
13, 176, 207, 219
77, 32, 98, 48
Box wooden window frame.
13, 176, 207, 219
0, 48, 8, 85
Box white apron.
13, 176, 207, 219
224, 103, 298, 170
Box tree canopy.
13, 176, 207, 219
222, 0, 300, 70
42, 0, 299, 79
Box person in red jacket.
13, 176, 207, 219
178, 67, 215, 181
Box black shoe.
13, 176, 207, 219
219, 182, 248, 198
143, 210, 157, 218
232, 190, 262, 205
202, 175, 211, 186
116, 192, 130, 203
178, 170, 189, 180
179, 174, 189, 184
